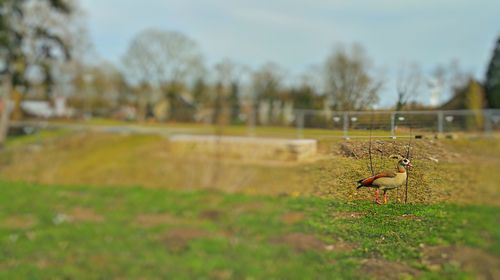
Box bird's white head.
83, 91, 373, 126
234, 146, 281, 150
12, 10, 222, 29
389, 154, 413, 170
401, 158, 413, 169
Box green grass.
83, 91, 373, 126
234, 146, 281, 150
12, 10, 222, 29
6, 128, 70, 148
0, 181, 498, 279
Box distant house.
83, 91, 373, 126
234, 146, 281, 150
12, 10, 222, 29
21, 96, 74, 119
21, 101, 53, 118
153, 92, 197, 122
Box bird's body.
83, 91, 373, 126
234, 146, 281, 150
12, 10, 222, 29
357, 169, 407, 191
356, 155, 412, 204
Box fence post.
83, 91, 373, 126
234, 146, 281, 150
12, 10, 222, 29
390, 112, 395, 138
437, 111, 444, 134
296, 111, 304, 139
484, 110, 492, 136
343, 112, 349, 139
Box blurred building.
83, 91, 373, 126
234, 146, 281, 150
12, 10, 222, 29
20, 96, 74, 119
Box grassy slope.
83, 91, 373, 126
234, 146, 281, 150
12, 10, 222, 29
0, 181, 498, 279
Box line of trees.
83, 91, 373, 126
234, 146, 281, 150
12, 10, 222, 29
92, 29, 392, 126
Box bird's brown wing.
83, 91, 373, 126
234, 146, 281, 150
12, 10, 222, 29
358, 171, 397, 186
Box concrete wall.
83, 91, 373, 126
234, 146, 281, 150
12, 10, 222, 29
170, 135, 317, 162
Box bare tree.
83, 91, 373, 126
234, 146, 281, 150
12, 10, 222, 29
428, 59, 469, 107
323, 44, 383, 111
447, 59, 469, 92
428, 65, 446, 107
252, 62, 284, 124
121, 29, 204, 120
68, 62, 130, 116
22, 0, 93, 107
212, 58, 248, 124
0, 0, 77, 148
396, 62, 422, 110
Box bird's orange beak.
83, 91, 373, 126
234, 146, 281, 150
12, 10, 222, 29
407, 162, 413, 169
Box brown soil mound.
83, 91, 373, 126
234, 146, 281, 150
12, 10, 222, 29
280, 212, 306, 225
339, 140, 458, 162
422, 246, 500, 279
360, 258, 420, 280
160, 228, 208, 253
272, 233, 326, 252
199, 210, 224, 221
70, 208, 104, 223
2, 215, 37, 229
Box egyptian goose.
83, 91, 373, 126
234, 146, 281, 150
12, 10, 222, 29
356, 155, 413, 204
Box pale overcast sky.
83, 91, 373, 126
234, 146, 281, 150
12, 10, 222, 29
79, 0, 500, 106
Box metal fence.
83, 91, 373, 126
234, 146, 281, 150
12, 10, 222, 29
294, 109, 500, 139
9, 108, 500, 139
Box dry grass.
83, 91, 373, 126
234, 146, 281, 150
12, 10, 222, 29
1, 215, 37, 229
1, 131, 499, 206
280, 212, 306, 225
69, 207, 105, 223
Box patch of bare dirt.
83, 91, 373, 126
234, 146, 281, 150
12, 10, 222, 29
333, 211, 365, 219
339, 140, 458, 162
324, 240, 357, 253
35, 258, 51, 269
210, 269, 234, 280
70, 208, 104, 223
0, 260, 21, 270
422, 246, 500, 279
360, 258, 421, 280
134, 213, 187, 227
199, 210, 224, 221
160, 228, 208, 253
232, 202, 267, 215
281, 212, 306, 225
2, 215, 37, 229
272, 233, 325, 252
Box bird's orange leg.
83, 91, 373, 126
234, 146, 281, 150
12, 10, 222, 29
384, 191, 388, 204
374, 189, 381, 205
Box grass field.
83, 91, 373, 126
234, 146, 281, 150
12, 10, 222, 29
0, 181, 498, 279
1, 126, 499, 279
